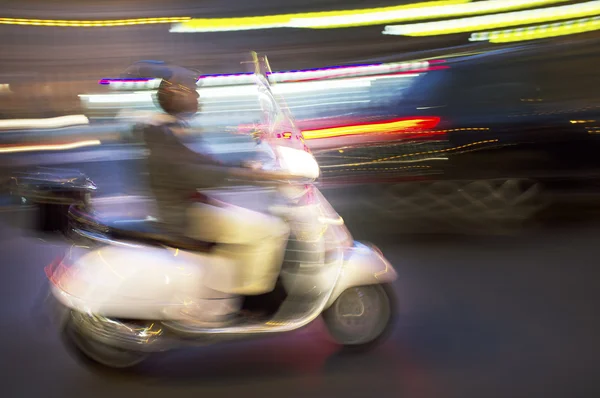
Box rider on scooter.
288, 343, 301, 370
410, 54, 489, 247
132, 62, 290, 322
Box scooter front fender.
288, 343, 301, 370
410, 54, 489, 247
325, 242, 397, 309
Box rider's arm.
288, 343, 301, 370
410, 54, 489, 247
173, 136, 294, 183
145, 124, 299, 186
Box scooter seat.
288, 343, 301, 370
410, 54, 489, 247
107, 219, 216, 252
69, 205, 215, 252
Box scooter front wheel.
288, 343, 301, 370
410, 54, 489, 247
61, 313, 149, 370
323, 284, 397, 350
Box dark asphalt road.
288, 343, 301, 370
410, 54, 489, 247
1, 204, 599, 398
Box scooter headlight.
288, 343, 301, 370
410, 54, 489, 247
277, 146, 320, 180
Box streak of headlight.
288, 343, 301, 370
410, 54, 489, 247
170, 0, 568, 32
302, 117, 441, 140
0, 140, 101, 153
170, 0, 468, 32
290, 0, 568, 29
0, 115, 89, 130
81, 74, 418, 103
470, 15, 600, 43
0, 16, 190, 27
99, 61, 432, 89
383, 0, 600, 36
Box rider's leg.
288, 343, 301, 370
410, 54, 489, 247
186, 202, 290, 295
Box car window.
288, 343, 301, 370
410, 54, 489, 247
533, 49, 600, 109
400, 68, 452, 106
446, 61, 538, 121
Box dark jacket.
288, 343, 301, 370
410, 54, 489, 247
141, 117, 232, 234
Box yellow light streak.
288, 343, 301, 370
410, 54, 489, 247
470, 16, 600, 43
0, 16, 190, 27
383, 0, 600, 36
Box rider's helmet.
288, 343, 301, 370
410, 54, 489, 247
122, 60, 200, 117
156, 78, 199, 117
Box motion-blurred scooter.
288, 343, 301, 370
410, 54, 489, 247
18, 53, 398, 370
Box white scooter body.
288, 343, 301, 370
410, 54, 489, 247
44, 53, 398, 366
50, 188, 397, 322
51, 243, 238, 322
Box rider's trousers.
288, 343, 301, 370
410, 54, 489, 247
185, 201, 290, 296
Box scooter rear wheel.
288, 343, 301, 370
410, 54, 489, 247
61, 313, 149, 370
323, 283, 397, 350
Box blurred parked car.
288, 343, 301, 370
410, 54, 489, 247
315, 38, 600, 234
